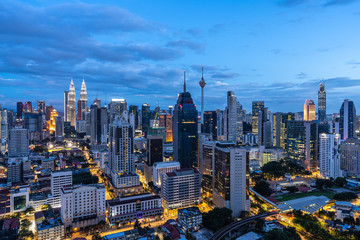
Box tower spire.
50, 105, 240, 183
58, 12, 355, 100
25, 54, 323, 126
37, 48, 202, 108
184, 70, 186, 92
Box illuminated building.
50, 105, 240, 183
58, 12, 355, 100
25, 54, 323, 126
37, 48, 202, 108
318, 81, 326, 123
66, 79, 76, 126
152, 161, 180, 187
89, 104, 108, 145
161, 168, 201, 209
178, 207, 202, 232
165, 114, 173, 142
108, 111, 140, 189
202, 111, 217, 140
236, 102, 244, 142
252, 101, 264, 135
109, 99, 127, 123
287, 121, 318, 171
0, 107, 9, 154
8, 127, 29, 157
173, 71, 198, 168
46, 109, 58, 133
213, 142, 250, 217
24, 101, 32, 113
200, 140, 215, 197
141, 103, 151, 130
339, 99, 356, 140
78, 78, 88, 121
64, 91, 68, 122
16, 102, 23, 120
272, 112, 295, 150
304, 99, 315, 121
224, 91, 237, 142
46, 105, 53, 121
341, 138, 360, 177
51, 170, 73, 197
319, 133, 342, 179
129, 105, 139, 129
37, 101, 45, 114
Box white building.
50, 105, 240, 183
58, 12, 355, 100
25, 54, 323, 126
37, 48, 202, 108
107, 193, 163, 224
152, 161, 180, 187
10, 186, 29, 213
8, 127, 29, 157
161, 168, 201, 209
178, 207, 202, 232
213, 142, 250, 217
319, 133, 342, 179
51, 170, 73, 197
60, 183, 106, 228
108, 112, 140, 189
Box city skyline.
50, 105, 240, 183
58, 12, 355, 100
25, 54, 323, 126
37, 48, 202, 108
2, 0, 360, 113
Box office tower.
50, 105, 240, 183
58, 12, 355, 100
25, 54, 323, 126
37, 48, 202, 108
318, 81, 326, 123
24, 101, 32, 113
199, 67, 206, 124
217, 110, 224, 139
37, 101, 45, 114
55, 117, 64, 141
129, 105, 139, 129
7, 110, 13, 130
200, 141, 215, 197
165, 114, 173, 142
46, 109, 58, 133
16, 102, 23, 120
341, 138, 360, 177
173, 72, 198, 168
76, 120, 86, 133
93, 98, 101, 107
66, 79, 76, 126
23, 112, 43, 133
107, 193, 163, 225
258, 108, 271, 147
51, 170, 73, 197
0, 108, 8, 153
80, 78, 88, 119
109, 99, 127, 122
147, 135, 163, 165
64, 91, 68, 122
202, 111, 217, 140
141, 103, 151, 130
108, 111, 140, 188
61, 184, 106, 228
319, 133, 342, 179
252, 101, 264, 135
45, 105, 54, 121
213, 142, 250, 217
8, 128, 29, 157
7, 158, 23, 183
224, 91, 237, 142
236, 102, 244, 143
304, 99, 315, 121
272, 112, 295, 150
287, 121, 318, 171
152, 161, 180, 187
89, 104, 108, 145
168, 106, 173, 115
161, 168, 201, 209
340, 99, 356, 140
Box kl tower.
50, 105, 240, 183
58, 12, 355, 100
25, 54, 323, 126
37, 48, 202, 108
199, 67, 206, 123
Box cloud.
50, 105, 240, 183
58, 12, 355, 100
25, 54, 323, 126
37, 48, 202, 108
323, 0, 355, 7
278, 0, 308, 7
296, 72, 308, 79
209, 23, 227, 34
167, 40, 205, 53
211, 73, 240, 79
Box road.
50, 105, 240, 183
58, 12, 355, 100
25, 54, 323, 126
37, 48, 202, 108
209, 211, 279, 240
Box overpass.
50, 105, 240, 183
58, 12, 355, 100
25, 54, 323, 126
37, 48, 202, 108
209, 211, 279, 240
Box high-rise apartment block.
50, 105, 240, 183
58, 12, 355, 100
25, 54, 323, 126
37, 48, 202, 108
51, 170, 73, 197
8, 127, 29, 157
319, 133, 342, 179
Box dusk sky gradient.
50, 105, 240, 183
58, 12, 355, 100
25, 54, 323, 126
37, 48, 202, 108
1, 0, 360, 114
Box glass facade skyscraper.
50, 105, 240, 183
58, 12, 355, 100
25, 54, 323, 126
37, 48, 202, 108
339, 99, 356, 140
318, 81, 326, 123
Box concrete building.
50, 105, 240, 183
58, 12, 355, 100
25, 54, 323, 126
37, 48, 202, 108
152, 161, 180, 187
55, 116, 64, 141
178, 207, 202, 232
319, 133, 342, 179
8, 127, 29, 157
272, 112, 295, 150
110, 99, 127, 123
42, 157, 55, 171
10, 186, 29, 213
161, 168, 201, 209
304, 99, 315, 121
341, 138, 360, 178
51, 170, 73, 197
35, 208, 65, 240
213, 142, 250, 217
60, 184, 106, 228
224, 91, 237, 142
7, 157, 24, 184
107, 193, 163, 224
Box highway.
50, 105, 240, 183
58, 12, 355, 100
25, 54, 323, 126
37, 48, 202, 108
209, 211, 279, 240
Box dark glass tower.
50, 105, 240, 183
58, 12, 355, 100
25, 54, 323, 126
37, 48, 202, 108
318, 81, 326, 123
141, 103, 150, 130
340, 99, 356, 140
202, 111, 217, 140
173, 71, 198, 168
129, 105, 139, 129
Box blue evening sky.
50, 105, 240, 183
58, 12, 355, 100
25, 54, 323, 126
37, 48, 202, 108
1, 0, 360, 114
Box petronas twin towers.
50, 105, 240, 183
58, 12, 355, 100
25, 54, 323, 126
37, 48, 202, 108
64, 78, 88, 126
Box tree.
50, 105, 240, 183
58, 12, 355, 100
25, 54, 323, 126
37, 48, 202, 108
334, 177, 347, 187
21, 219, 31, 230
92, 232, 103, 240
333, 192, 358, 201
286, 186, 298, 194
315, 179, 332, 190
262, 161, 284, 178
253, 180, 272, 196
202, 207, 233, 232
24, 207, 35, 215
134, 219, 141, 230
265, 228, 301, 240
41, 204, 52, 211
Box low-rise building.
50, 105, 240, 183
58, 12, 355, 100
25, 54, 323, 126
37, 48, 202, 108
335, 201, 360, 220
178, 207, 202, 232
103, 229, 139, 240
107, 193, 163, 224
35, 208, 65, 240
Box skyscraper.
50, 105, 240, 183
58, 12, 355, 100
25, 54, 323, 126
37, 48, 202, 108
108, 111, 140, 188
66, 79, 76, 126
64, 91, 69, 122
89, 104, 108, 145
109, 99, 127, 122
236, 102, 244, 143
77, 79, 88, 121
252, 101, 264, 135
141, 103, 151, 130
202, 111, 217, 141
16, 102, 23, 120
37, 101, 45, 114
304, 99, 315, 121
199, 67, 206, 124
8, 127, 29, 157
129, 105, 139, 129
339, 99, 356, 140
318, 81, 326, 123
272, 112, 295, 150
173, 71, 198, 168
319, 133, 342, 179
224, 91, 237, 142
24, 101, 32, 113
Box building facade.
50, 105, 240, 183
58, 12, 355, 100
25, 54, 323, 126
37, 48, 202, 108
319, 133, 342, 179
339, 99, 356, 140
318, 81, 326, 123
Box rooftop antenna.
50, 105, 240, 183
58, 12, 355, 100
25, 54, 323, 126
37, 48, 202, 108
184, 70, 186, 92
